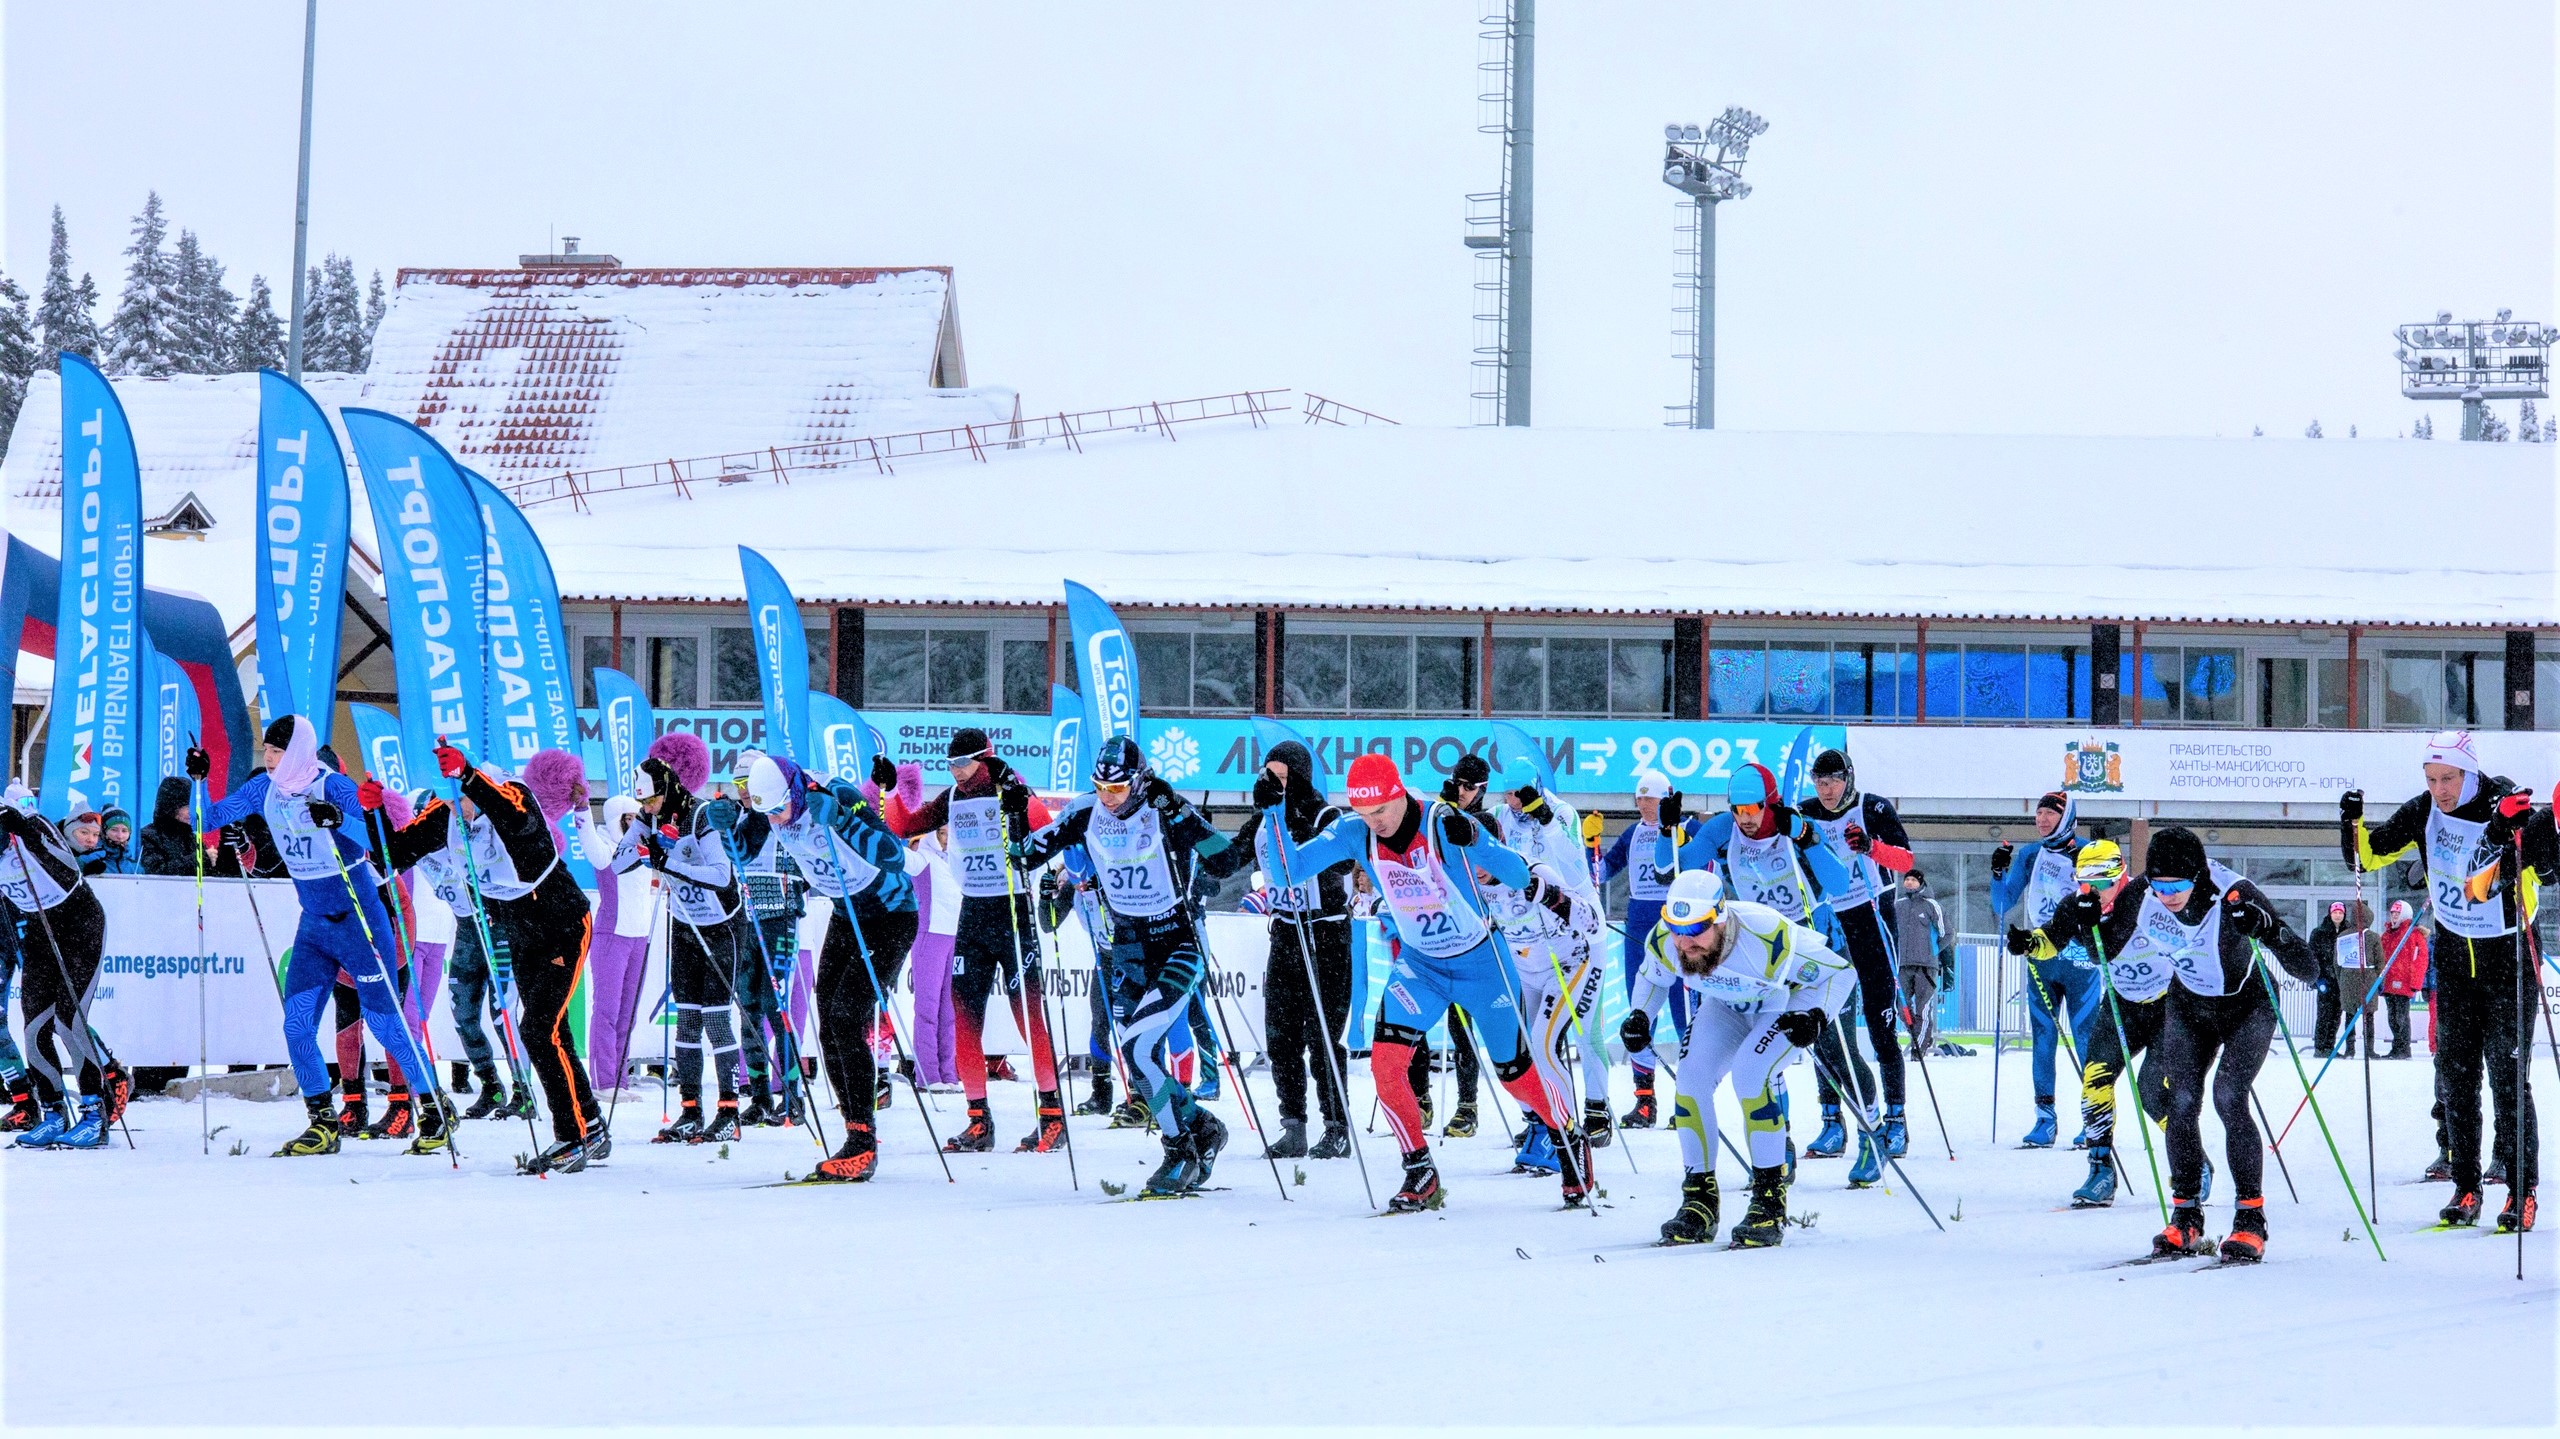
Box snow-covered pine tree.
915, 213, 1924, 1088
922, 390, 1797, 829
2413, 413, 2434, 439
170, 229, 237, 374
363, 269, 386, 368
0, 268, 37, 452
2477, 408, 2510, 442
2251, 425, 2263, 437
2545, 415, 2556, 443
2303, 419, 2322, 438
2519, 399, 2541, 443
231, 274, 285, 373
301, 255, 368, 372
106, 191, 184, 376
37, 206, 101, 361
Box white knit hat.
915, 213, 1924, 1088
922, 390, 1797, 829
2423, 730, 2480, 773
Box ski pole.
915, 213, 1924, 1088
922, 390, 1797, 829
1448, 823, 1596, 1220
1872, 907, 1954, 1160
439, 760, 549, 1159
2272, 937, 2406, 1149
2248, 938, 2382, 1261
817, 816, 953, 1180
1539, 938, 1637, 1175
7, 831, 133, 1148
997, 818, 1077, 1190
191, 773, 210, 1156
2248, 1082, 2300, 1203
2348, 862, 2377, 1224
352, 805, 463, 1167
1177, 831, 1288, 1203
2087, 929, 2169, 1227
1989, 942, 2006, 1142
1806, 1042, 1945, 1232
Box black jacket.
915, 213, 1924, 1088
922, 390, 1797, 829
140, 775, 200, 877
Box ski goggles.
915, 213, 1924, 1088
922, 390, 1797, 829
1095, 779, 1133, 802
1665, 911, 1717, 936
2149, 877, 2196, 903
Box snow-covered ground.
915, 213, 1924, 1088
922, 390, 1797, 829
4, 1045, 2551, 1430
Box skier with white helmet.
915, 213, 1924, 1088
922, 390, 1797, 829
1630, 870, 1854, 1248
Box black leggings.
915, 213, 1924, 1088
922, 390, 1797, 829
2077, 990, 2169, 1148
2434, 931, 2538, 1193
1403, 1005, 1480, 1106
817, 901, 916, 1128
2158, 986, 2277, 1205
1264, 917, 1353, 1125
671, 912, 747, 1102
15, 889, 106, 1105
499, 891, 599, 1144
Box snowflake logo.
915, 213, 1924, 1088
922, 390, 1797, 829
1149, 727, 1202, 783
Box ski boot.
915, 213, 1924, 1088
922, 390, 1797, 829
54, 1096, 109, 1149
1785, 1134, 1799, 1186
1416, 1091, 1436, 1133
1309, 1121, 1351, 1160
1658, 1171, 1721, 1245
1728, 1166, 1790, 1248
1557, 1127, 1596, 1208
14, 1101, 70, 1149
2, 1088, 41, 1133
1074, 1074, 1115, 1117
1620, 1079, 1658, 1130
740, 1089, 780, 1129
1106, 1097, 1152, 1130
2071, 1146, 2118, 1208
406, 1096, 455, 1157
450, 1062, 474, 1095
1512, 1116, 1559, 1176
334, 1091, 369, 1138
2422, 1151, 2453, 1183
1187, 1112, 1229, 1190
1847, 1128, 1883, 1188
815, 1124, 878, 1182
2439, 1189, 2484, 1227
987, 1056, 1019, 1083
580, 1126, 613, 1165
1583, 1099, 1615, 1150
2152, 1203, 2214, 1256
2071, 1122, 2094, 1151
1015, 1094, 1068, 1153
1879, 1104, 1908, 1160
2020, 1100, 2058, 1148
654, 1100, 705, 1144
1195, 1063, 1223, 1103
1442, 1101, 1479, 1140
2497, 1189, 2537, 1234
461, 1068, 508, 1121
1806, 1103, 1847, 1158
496, 1084, 538, 1122
2217, 1199, 2267, 1262
943, 1100, 996, 1153
1387, 1146, 1445, 1213
700, 1099, 744, 1143
874, 1073, 893, 1114
1264, 1119, 1309, 1160
101, 1061, 132, 1124
521, 1136, 588, 1176
361, 1091, 415, 1141
1143, 1130, 1202, 1198
273, 1095, 342, 1157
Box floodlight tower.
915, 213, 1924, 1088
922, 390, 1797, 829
1662, 108, 1767, 429
1465, 1, 1533, 426
2396, 308, 2554, 439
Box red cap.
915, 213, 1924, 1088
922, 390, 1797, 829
1344, 754, 1406, 808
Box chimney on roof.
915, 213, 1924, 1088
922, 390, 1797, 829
518, 235, 620, 268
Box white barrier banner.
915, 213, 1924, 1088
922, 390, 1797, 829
83, 877, 305, 1066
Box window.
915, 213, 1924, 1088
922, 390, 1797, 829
1136, 630, 1256, 714
1766, 647, 1827, 717
865, 630, 928, 707
2182, 647, 2240, 723
1486, 635, 1667, 717
863, 626, 990, 710
1350, 634, 1412, 711
1414, 636, 1476, 714
2540, 654, 2560, 732
2317, 657, 2369, 729
928, 631, 988, 708
1284, 633, 1348, 712
1546, 638, 1608, 715
1280, 629, 1466, 716
2026, 645, 2085, 721
2260, 657, 2310, 728
1493, 637, 1544, 713
1923, 645, 1961, 720
1137, 633, 1191, 714
713, 628, 762, 705
1001, 639, 1050, 714
1962, 645, 2027, 721
647, 636, 698, 709
580, 635, 635, 706
2381, 649, 2491, 729
1707, 645, 1764, 717
1611, 638, 1670, 717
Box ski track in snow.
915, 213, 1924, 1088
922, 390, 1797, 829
3, 1052, 2551, 1429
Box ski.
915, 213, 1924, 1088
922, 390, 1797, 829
2194, 1257, 2262, 1271
1106, 1185, 1229, 1204
2098, 1252, 2209, 1269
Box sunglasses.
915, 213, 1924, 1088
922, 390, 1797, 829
1667, 913, 1715, 936
2151, 878, 2196, 899
1096, 780, 1132, 797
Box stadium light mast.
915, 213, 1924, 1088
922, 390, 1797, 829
1465, 2, 1533, 426
284, 0, 318, 381
1662, 107, 1767, 429
2396, 308, 2553, 439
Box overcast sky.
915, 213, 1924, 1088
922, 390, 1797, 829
6, 2, 2552, 439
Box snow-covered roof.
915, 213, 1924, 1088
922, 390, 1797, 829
361, 266, 1008, 491
522, 422, 2560, 628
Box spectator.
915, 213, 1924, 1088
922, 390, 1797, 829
64, 811, 106, 876
1893, 868, 1954, 1057
94, 807, 140, 874
2378, 898, 2428, 1060
139, 777, 201, 876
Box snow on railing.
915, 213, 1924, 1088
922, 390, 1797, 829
506, 388, 1313, 511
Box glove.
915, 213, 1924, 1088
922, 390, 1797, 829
1515, 785, 1548, 821
2049, 891, 2102, 940
1000, 778, 1031, 818
1619, 1009, 1653, 1057
1038, 870, 1061, 906
1580, 812, 1603, 845
1989, 841, 2014, 881
871, 755, 898, 790
1774, 1009, 1825, 1049
184, 746, 211, 781
307, 798, 343, 830
1529, 875, 1574, 922
1252, 770, 1286, 810
1439, 777, 1465, 804
1660, 789, 1684, 831
1436, 807, 1477, 848
2488, 790, 2533, 845
642, 824, 673, 866
433, 739, 469, 779
2005, 925, 2038, 957
2223, 887, 2274, 939
1844, 823, 1872, 855
1145, 775, 1181, 816
2338, 789, 2363, 826
356, 779, 386, 812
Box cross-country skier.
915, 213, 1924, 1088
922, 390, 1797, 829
1014, 736, 1245, 1196
743, 753, 917, 1182
879, 729, 1066, 1155
1484, 758, 1611, 1149
2342, 730, 2554, 1232
1237, 740, 1358, 1160
1989, 791, 2107, 1151
0, 799, 116, 1149
2005, 839, 2159, 1209
2063, 826, 2315, 1262
1263, 753, 1590, 1212
192, 718, 450, 1158
1651, 762, 1882, 1181
370, 745, 601, 1173
1636, 870, 1854, 1247
395, 785, 533, 1122
709, 761, 801, 1127
1595, 769, 1684, 1128
615, 732, 751, 1149
1791, 749, 1917, 1167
